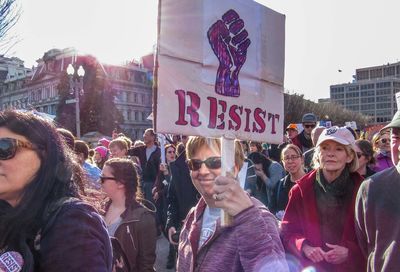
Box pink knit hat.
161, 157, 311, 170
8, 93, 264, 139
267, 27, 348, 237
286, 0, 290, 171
98, 138, 110, 148
95, 146, 108, 160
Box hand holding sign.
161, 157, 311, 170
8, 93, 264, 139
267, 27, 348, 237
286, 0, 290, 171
207, 9, 251, 97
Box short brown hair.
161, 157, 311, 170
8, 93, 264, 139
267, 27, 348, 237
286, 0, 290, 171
281, 144, 303, 161
109, 138, 128, 151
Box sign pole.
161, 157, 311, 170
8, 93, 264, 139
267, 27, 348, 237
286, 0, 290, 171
220, 135, 235, 226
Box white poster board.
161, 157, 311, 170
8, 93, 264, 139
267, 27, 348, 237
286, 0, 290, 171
155, 0, 285, 144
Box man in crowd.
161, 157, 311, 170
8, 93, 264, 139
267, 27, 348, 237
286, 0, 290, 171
292, 113, 317, 153
128, 128, 161, 203
355, 111, 400, 271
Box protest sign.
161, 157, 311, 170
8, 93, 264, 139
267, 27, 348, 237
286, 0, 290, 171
155, 0, 285, 144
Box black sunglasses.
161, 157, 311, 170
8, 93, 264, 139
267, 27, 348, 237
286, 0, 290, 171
380, 138, 389, 144
304, 124, 316, 129
0, 138, 35, 160
99, 176, 117, 183
187, 156, 221, 171
356, 152, 364, 159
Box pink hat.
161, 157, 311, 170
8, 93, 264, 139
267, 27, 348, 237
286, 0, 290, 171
95, 146, 108, 160
98, 138, 110, 148
316, 126, 356, 150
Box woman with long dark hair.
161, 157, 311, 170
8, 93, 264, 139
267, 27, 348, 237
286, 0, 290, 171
102, 158, 157, 272
0, 110, 112, 271
247, 151, 285, 209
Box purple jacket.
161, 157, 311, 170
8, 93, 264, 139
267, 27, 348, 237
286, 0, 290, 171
177, 197, 288, 272
372, 152, 393, 173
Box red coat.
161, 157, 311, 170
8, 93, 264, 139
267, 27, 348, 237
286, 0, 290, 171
280, 170, 366, 272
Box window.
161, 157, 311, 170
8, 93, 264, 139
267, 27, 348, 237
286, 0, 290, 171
376, 103, 391, 109
376, 82, 391, 89
370, 68, 383, 79
361, 104, 374, 110
360, 84, 374, 90
376, 89, 391, 96
376, 96, 391, 102
135, 111, 138, 121
361, 90, 375, 97
357, 70, 369, 80
361, 97, 375, 103
384, 66, 395, 77
346, 92, 359, 98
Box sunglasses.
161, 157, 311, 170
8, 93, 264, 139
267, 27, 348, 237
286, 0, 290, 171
187, 156, 221, 171
303, 124, 316, 129
0, 138, 35, 160
99, 176, 117, 183
356, 152, 364, 159
379, 138, 389, 144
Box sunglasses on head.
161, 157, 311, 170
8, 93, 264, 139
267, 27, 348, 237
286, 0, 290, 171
304, 124, 316, 129
187, 156, 221, 171
0, 138, 35, 160
99, 176, 117, 183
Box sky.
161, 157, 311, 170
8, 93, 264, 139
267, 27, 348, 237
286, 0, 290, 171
6, 0, 400, 102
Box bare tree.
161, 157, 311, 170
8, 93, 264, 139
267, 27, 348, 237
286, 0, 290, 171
0, 0, 20, 53
284, 92, 372, 129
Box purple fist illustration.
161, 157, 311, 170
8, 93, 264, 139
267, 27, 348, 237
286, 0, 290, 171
207, 9, 251, 97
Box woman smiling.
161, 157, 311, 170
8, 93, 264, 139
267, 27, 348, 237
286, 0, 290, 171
177, 136, 288, 272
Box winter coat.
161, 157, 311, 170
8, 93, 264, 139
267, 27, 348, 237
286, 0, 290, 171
33, 199, 113, 271
280, 170, 365, 272
177, 197, 289, 272
112, 201, 157, 272
355, 166, 400, 272
166, 151, 199, 231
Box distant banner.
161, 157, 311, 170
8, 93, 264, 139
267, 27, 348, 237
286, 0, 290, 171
156, 0, 285, 143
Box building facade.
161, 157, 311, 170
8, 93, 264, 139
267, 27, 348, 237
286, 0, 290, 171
0, 48, 153, 139
330, 62, 400, 123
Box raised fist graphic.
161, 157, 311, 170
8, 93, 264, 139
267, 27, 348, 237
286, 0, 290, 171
207, 9, 251, 97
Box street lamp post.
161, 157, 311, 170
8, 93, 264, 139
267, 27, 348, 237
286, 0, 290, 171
67, 63, 85, 138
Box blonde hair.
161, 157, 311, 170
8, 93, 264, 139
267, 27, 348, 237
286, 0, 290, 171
185, 137, 245, 173
312, 143, 359, 173
186, 136, 221, 160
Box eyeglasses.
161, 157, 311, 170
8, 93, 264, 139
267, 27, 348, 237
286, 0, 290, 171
356, 152, 365, 159
0, 138, 35, 160
303, 124, 316, 129
187, 156, 221, 171
99, 176, 117, 183
283, 155, 301, 162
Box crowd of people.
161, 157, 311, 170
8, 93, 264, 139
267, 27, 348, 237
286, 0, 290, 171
0, 109, 399, 272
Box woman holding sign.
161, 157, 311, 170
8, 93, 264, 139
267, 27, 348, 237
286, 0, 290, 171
176, 136, 288, 272
280, 127, 365, 271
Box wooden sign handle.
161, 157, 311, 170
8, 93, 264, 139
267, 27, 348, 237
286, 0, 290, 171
220, 136, 235, 226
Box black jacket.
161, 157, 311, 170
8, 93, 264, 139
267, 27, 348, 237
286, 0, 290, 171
166, 151, 199, 231
128, 145, 161, 183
